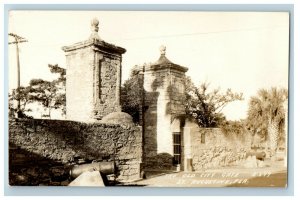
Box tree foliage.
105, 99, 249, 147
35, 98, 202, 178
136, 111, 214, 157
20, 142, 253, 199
120, 67, 142, 124
185, 77, 244, 127
48, 64, 66, 85
246, 87, 288, 143
29, 64, 66, 117
9, 86, 33, 118
9, 64, 66, 118
221, 120, 246, 137
49, 64, 66, 115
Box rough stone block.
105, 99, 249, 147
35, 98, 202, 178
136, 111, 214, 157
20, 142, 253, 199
68, 171, 105, 187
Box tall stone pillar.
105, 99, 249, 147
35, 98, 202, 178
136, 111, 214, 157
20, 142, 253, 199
141, 46, 188, 170
62, 18, 126, 122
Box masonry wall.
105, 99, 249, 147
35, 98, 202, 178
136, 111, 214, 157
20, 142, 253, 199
9, 119, 142, 185
93, 54, 122, 119
183, 120, 252, 171
167, 70, 186, 115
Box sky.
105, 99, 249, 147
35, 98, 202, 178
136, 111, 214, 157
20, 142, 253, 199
8, 11, 289, 120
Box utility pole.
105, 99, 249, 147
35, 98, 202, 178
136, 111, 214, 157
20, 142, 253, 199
8, 33, 28, 118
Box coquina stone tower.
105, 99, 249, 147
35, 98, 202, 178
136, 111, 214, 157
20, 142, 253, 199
62, 18, 126, 122
141, 46, 188, 170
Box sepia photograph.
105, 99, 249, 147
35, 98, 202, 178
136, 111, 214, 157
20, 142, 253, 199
8, 10, 289, 187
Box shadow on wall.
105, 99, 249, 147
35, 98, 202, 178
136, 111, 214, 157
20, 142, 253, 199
143, 75, 182, 173
143, 88, 161, 171
143, 153, 174, 176
9, 142, 70, 186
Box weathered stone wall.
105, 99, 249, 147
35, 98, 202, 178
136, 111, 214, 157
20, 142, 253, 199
184, 120, 251, 171
167, 70, 186, 115
9, 119, 142, 185
93, 55, 122, 119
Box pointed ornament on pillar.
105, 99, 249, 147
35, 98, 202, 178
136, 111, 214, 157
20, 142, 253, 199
89, 17, 101, 41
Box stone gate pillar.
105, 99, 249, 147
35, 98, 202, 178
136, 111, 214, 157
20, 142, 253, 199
62, 18, 126, 122
140, 46, 188, 170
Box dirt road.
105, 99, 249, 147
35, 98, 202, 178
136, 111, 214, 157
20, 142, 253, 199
124, 167, 287, 187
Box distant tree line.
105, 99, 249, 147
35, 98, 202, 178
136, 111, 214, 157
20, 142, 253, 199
9, 64, 66, 119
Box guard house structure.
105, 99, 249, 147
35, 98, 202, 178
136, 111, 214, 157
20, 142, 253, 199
62, 18, 126, 122
139, 46, 188, 171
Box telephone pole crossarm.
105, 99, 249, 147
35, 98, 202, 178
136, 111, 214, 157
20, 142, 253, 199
8, 39, 28, 45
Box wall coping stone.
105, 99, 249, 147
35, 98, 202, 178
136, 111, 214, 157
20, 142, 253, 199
62, 38, 126, 54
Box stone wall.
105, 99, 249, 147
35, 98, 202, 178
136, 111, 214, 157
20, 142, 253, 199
184, 121, 252, 171
94, 55, 122, 119
9, 119, 142, 185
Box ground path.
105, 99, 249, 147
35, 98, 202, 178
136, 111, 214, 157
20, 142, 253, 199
122, 166, 287, 187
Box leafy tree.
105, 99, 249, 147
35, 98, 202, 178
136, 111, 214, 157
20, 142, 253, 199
28, 64, 66, 118
185, 77, 243, 127
221, 120, 246, 136
48, 64, 66, 115
27, 79, 57, 118
9, 64, 66, 119
8, 86, 33, 118
246, 87, 288, 155
48, 64, 66, 85
121, 66, 143, 124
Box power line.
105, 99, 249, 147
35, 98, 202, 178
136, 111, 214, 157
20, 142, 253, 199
11, 24, 286, 48
110, 25, 287, 41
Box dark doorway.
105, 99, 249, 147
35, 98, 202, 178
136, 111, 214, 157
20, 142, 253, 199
173, 132, 181, 165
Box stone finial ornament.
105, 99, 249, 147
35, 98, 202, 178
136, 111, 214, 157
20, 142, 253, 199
160, 45, 166, 56
89, 17, 101, 40
91, 18, 99, 31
